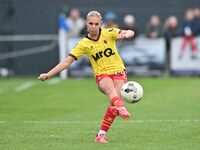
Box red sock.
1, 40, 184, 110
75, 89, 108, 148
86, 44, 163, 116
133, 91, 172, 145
100, 107, 116, 132
111, 96, 124, 107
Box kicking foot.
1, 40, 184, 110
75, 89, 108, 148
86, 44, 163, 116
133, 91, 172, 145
110, 106, 131, 120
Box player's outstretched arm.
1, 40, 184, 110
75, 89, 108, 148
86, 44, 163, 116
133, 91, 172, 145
117, 30, 135, 40
38, 56, 75, 81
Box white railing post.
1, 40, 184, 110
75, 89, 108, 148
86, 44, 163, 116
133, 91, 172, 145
58, 13, 70, 79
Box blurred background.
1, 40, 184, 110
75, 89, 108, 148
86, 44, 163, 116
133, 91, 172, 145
0, 0, 200, 78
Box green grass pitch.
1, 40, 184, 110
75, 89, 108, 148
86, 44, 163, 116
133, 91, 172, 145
0, 77, 200, 150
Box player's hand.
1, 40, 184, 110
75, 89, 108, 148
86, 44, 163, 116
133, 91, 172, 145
117, 33, 125, 40
118, 34, 131, 40
117, 30, 134, 40
38, 73, 49, 81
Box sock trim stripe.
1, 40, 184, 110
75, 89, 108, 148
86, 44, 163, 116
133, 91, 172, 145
103, 120, 112, 125
102, 123, 110, 128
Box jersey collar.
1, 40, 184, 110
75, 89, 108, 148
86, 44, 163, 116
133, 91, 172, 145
85, 28, 102, 41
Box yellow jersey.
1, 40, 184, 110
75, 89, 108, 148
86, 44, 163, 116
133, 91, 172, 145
69, 28, 125, 76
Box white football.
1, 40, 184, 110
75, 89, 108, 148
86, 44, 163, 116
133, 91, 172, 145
121, 81, 144, 103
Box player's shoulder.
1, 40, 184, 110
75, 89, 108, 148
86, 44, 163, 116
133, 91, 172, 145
75, 36, 91, 48
102, 27, 121, 33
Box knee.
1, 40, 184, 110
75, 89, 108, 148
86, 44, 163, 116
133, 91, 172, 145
100, 86, 114, 95
103, 87, 111, 95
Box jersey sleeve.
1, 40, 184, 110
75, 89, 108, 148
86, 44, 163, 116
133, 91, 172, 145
69, 42, 85, 60
110, 28, 121, 40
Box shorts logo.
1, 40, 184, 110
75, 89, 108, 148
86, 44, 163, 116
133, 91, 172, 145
92, 48, 115, 62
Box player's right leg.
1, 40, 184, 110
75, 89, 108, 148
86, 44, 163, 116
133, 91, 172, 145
95, 76, 117, 143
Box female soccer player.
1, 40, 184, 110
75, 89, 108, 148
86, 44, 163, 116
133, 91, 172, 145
38, 10, 134, 143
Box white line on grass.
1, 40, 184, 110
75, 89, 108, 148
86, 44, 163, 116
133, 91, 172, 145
0, 120, 199, 124
46, 78, 61, 85
127, 119, 200, 123
15, 81, 35, 92
23, 120, 200, 124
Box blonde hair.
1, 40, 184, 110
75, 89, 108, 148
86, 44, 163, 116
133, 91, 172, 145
87, 10, 102, 20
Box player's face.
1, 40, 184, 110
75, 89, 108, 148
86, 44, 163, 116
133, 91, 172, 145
86, 16, 101, 35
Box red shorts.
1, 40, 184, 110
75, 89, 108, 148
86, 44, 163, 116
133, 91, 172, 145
96, 71, 128, 85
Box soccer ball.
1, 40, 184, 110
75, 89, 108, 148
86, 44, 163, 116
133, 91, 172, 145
121, 81, 144, 103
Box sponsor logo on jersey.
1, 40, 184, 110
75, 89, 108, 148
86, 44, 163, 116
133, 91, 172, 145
92, 48, 115, 62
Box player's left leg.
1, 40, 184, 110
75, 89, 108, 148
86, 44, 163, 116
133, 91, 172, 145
97, 76, 128, 117
110, 72, 131, 119
113, 77, 127, 96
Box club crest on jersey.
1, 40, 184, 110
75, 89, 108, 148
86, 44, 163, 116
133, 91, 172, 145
108, 28, 113, 32
103, 39, 108, 44
91, 48, 115, 62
